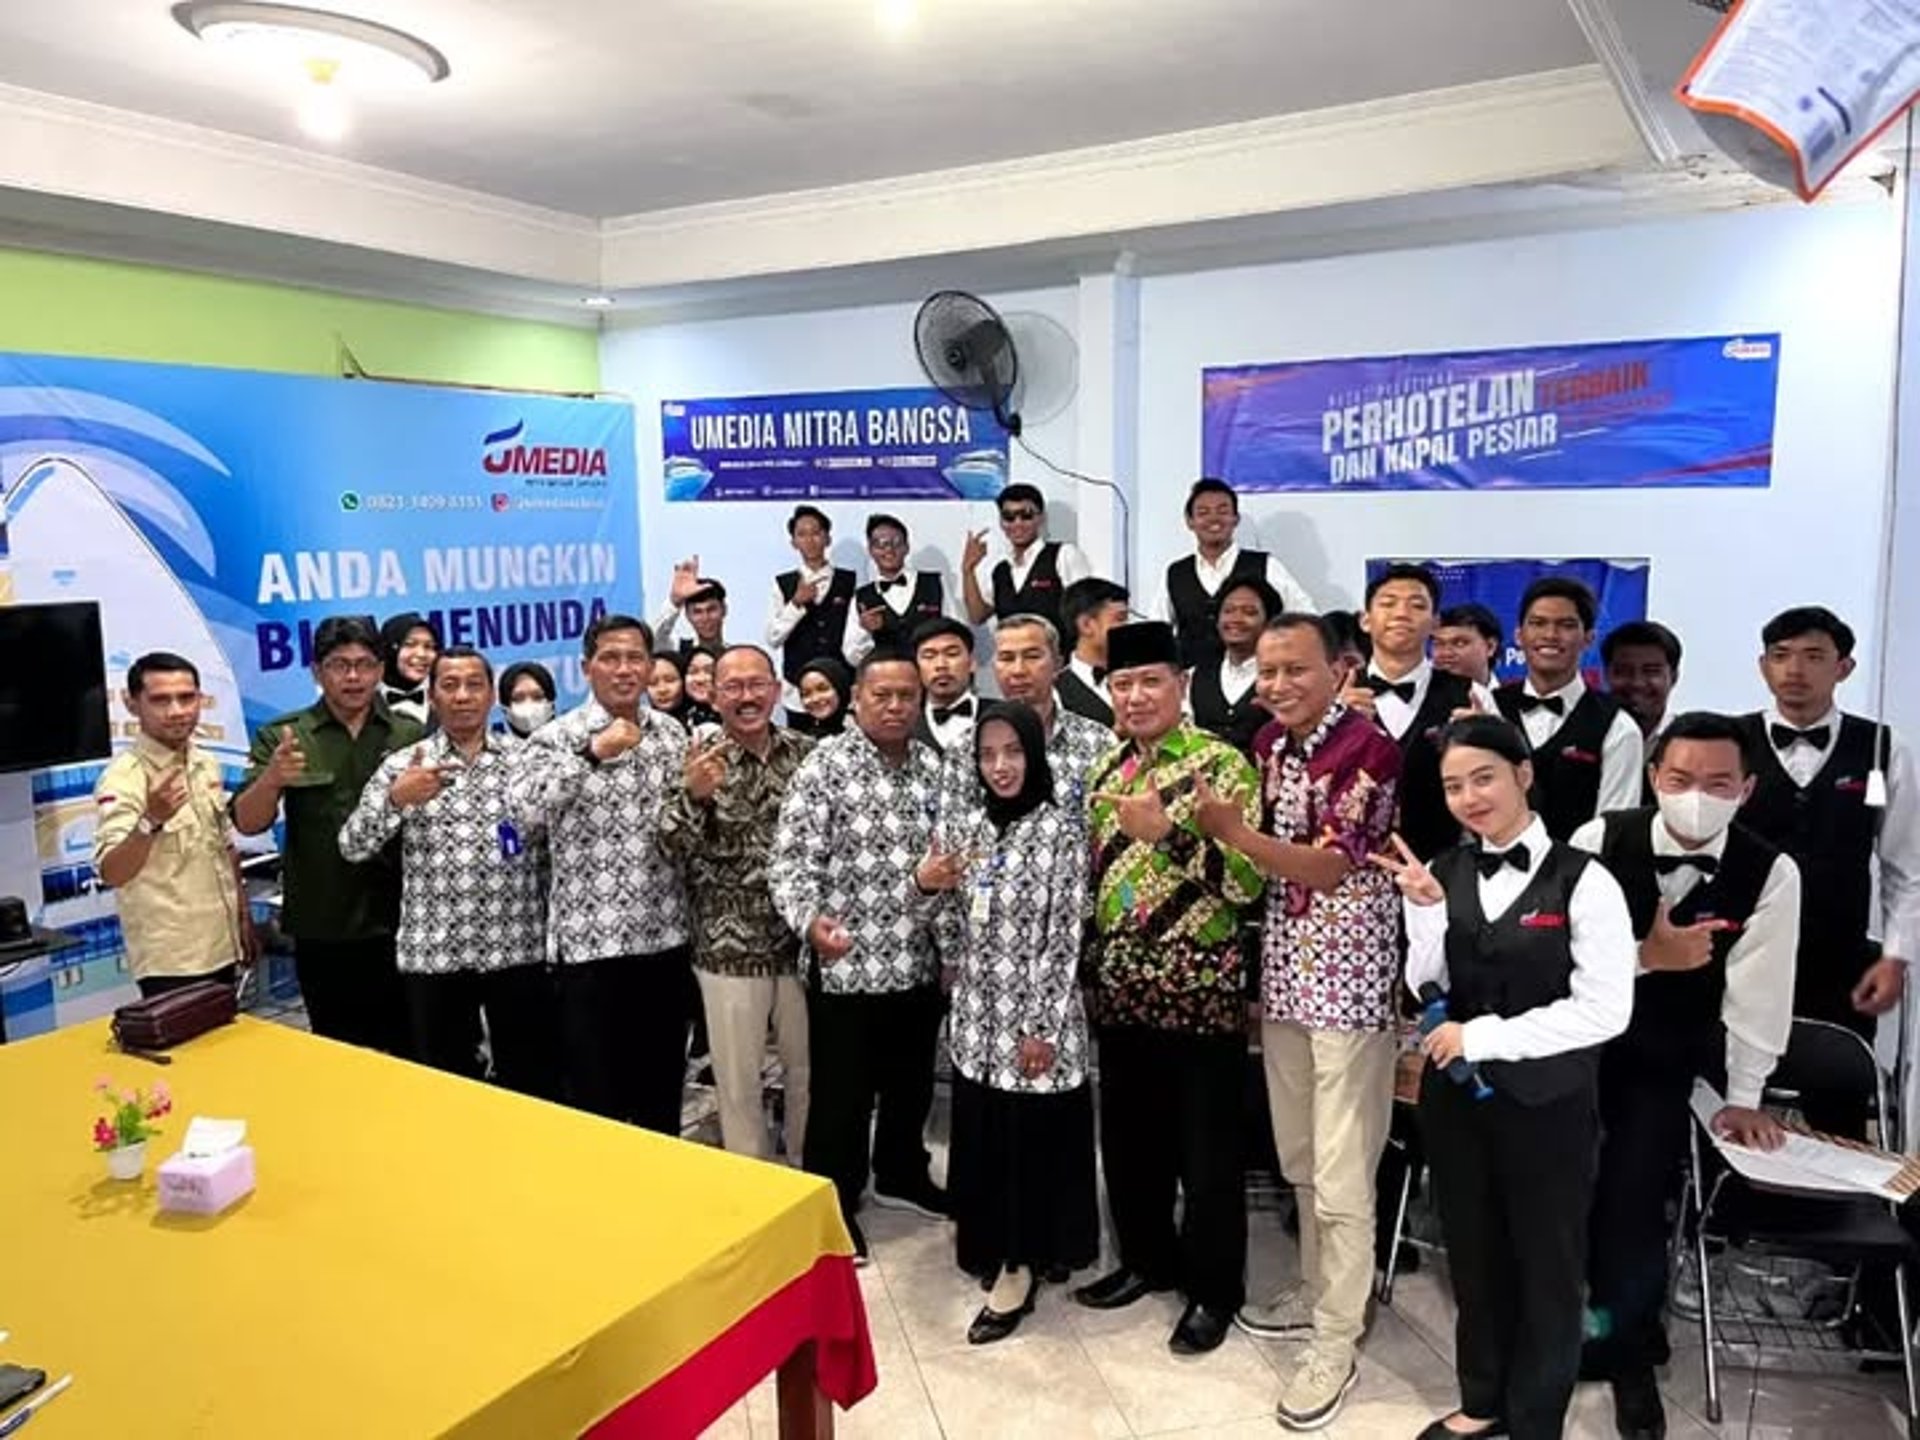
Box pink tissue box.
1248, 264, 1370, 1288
157, 1145, 256, 1215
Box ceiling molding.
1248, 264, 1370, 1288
1565, 0, 1685, 166
0, 80, 599, 286
598, 66, 1646, 289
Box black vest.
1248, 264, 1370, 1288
1599, 808, 1777, 1075
1735, 712, 1888, 1021
1494, 684, 1624, 840
1055, 668, 1113, 729
1167, 549, 1270, 668
774, 568, 856, 684
853, 572, 945, 655
990, 542, 1067, 635
1392, 668, 1471, 861
1435, 840, 1600, 1106
1189, 658, 1265, 757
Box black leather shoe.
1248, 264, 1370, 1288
1612, 1369, 1666, 1440
1168, 1302, 1233, 1354
967, 1278, 1038, 1345
1073, 1268, 1159, 1310
1415, 1417, 1508, 1440
1579, 1336, 1617, 1383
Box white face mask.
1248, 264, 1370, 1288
507, 699, 554, 735
1657, 787, 1742, 844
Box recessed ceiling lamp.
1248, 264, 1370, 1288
173, 3, 449, 142
876, 0, 917, 37
580, 295, 616, 309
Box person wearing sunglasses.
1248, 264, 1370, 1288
233, 614, 424, 1055
960, 483, 1092, 639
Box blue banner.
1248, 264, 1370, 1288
1206, 334, 1779, 492
1365, 557, 1649, 685
662, 386, 1010, 502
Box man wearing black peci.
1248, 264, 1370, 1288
1493, 577, 1643, 840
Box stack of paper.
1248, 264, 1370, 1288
1690, 1080, 1920, 1202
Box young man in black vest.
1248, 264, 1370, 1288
960, 483, 1091, 637
1736, 606, 1918, 1041
842, 513, 949, 667
1153, 477, 1312, 669
655, 556, 730, 657
1056, 576, 1130, 729
1572, 713, 1797, 1440
766, 504, 857, 711
1346, 563, 1494, 861
1434, 603, 1503, 690
1494, 577, 1643, 840
910, 617, 980, 755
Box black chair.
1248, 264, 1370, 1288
1680, 1017, 1920, 1436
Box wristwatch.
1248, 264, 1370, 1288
135, 814, 160, 836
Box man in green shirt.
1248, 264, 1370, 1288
1075, 619, 1263, 1358
233, 614, 423, 1054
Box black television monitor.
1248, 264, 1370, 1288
0, 602, 111, 773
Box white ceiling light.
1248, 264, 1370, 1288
876, 0, 917, 38
173, 3, 450, 87
580, 295, 615, 308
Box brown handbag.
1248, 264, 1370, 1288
111, 981, 238, 1052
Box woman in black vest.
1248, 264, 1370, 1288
1375, 716, 1634, 1440
1188, 574, 1277, 757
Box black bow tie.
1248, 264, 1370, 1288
1089, 666, 1108, 685
1771, 723, 1831, 751
876, 575, 908, 591
1654, 853, 1719, 877
1516, 693, 1566, 717
1365, 674, 1416, 703
932, 699, 975, 726
1475, 842, 1531, 879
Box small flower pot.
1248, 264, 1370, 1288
104, 1141, 148, 1181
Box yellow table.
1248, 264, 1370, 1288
0, 1018, 871, 1438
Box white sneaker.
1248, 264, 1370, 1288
1276, 1343, 1358, 1431
1235, 1285, 1313, 1339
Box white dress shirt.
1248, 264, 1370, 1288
972, 540, 1093, 607
1514, 674, 1644, 818
1764, 706, 1920, 961
842, 567, 949, 666
1066, 654, 1111, 708
1219, 651, 1259, 706
1570, 813, 1801, 1109
1152, 543, 1314, 625
923, 689, 980, 753
765, 562, 838, 648
1367, 658, 1495, 742
1404, 815, 1636, 1065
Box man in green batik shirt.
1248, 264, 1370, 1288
1074, 619, 1263, 1359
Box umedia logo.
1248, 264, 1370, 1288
483, 419, 609, 477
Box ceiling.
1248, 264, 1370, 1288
0, 0, 1598, 216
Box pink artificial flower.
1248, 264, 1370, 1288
92, 1117, 116, 1150
93, 1076, 112, 1095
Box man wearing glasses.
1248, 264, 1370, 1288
234, 614, 423, 1053
659, 645, 815, 1161
960, 483, 1092, 639
1493, 577, 1644, 838
842, 513, 951, 667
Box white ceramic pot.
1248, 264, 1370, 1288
104, 1140, 147, 1181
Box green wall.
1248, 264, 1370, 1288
0, 247, 599, 391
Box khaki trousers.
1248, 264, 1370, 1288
1262, 1020, 1398, 1347
695, 970, 810, 1162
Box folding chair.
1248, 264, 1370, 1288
1679, 1017, 1920, 1437
1375, 1095, 1425, 1304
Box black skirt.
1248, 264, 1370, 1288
948, 1071, 1100, 1279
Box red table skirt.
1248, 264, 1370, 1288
588, 1255, 877, 1439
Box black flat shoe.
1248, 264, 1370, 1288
1611, 1369, 1666, 1440
1415, 1416, 1508, 1440
1073, 1267, 1161, 1310
1168, 1302, 1233, 1355
967, 1280, 1038, 1345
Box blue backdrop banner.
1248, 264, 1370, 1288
1365, 557, 1650, 685
662, 386, 1010, 502
1206, 334, 1779, 492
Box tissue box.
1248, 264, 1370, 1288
157, 1145, 256, 1215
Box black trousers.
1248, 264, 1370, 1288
804, 985, 943, 1219
1422, 1071, 1598, 1440
557, 949, 692, 1134
404, 966, 564, 1104
294, 937, 410, 1056
1586, 1053, 1694, 1373
1097, 1025, 1247, 1312
136, 964, 237, 1000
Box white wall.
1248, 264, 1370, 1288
601, 287, 1080, 647
1136, 201, 1903, 713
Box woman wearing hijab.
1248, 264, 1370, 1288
787, 655, 853, 738
649, 652, 690, 719
379, 613, 440, 725
941, 701, 1099, 1345
498, 661, 557, 741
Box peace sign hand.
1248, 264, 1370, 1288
1370, 833, 1444, 906
915, 836, 970, 893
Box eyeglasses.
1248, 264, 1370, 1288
999, 508, 1040, 522
320, 657, 381, 677
716, 679, 774, 699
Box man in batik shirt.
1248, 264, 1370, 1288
1074, 620, 1263, 1358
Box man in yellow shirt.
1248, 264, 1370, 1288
92, 652, 255, 997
